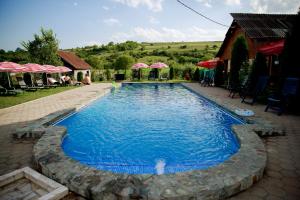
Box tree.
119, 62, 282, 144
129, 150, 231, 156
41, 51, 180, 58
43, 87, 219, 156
21, 28, 62, 65
169, 67, 174, 80
214, 61, 225, 86
114, 55, 134, 74
85, 55, 103, 69
193, 68, 200, 81
229, 36, 248, 87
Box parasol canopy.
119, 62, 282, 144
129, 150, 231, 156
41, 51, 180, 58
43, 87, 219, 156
132, 63, 149, 69
43, 65, 61, 73
57, 66, 72, 73
150, 62, 168, 69
23, 63, 46, 73
197, 58, 219, 69
0, 62, 26, 73
258, 40, 284, 56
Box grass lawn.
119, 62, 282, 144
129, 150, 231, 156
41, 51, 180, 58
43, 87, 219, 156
0, 86, 78, 109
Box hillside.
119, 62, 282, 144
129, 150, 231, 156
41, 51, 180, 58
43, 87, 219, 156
67, 41, 222, 69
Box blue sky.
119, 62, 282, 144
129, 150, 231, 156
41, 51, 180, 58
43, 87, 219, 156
0, 0, 299, 50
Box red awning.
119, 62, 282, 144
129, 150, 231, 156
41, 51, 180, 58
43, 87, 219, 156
197, 58, 219, 69
258, 40, 285, 56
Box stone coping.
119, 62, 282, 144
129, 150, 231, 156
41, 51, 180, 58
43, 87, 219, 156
33, 83, 267, 199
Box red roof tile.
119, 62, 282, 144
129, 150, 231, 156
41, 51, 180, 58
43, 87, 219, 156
58, 50, 91, 70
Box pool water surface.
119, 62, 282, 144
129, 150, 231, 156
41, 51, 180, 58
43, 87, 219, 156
58, 83, 243, 174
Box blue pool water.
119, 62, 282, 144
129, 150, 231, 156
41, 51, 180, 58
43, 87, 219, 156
58, 83, 243, 174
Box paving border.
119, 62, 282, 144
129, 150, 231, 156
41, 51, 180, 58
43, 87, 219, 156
33, 83, 267, 200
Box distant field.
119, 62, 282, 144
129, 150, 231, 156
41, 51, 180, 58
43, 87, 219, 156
69, 41, 223, 73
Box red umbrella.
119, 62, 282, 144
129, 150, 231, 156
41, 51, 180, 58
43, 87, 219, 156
132, 63, 149, 69
23, 63, 46, 73
57, 66, 72, 73
0, 62, 26, 88
0, 62, 26, 73
150, 62, 168, 68
197, 59, 219, 69
43, 65, 61, 73
258, 40, 284, 56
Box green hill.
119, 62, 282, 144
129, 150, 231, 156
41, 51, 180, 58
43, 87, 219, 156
68, 41, 222, 69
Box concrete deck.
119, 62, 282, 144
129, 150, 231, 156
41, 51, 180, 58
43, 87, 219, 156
0, 83, 299, 199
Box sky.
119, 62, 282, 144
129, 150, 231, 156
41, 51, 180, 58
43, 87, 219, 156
0, 0, 299, 51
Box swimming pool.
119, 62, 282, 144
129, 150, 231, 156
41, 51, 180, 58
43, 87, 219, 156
58, 83, 244, 174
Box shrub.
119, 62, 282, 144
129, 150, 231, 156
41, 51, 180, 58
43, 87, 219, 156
214, 61, 225, 86
91, 71, 96, 82
193, 68, 200, 81
229, 36, 248, 87
77, 72, 83, 82
105, 69, 111, 80
169, 67, 174, 80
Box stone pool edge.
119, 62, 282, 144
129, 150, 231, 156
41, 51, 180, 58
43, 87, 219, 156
33, 83, 267, 200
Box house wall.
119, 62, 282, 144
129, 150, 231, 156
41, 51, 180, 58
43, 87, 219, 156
74, 70, 91, 81
219, 25, 276, 72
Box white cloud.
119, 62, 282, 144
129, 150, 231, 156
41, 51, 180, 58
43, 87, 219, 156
103, 18, 121, 26
112, 0, 164, 12
196, 0, 212, 8
250, 0, 299, 13
73, 2, 78, 6
149, 16, 160, 24
111, 26, 226, 42
102, 6, 110, 10
225, 0, 240, 6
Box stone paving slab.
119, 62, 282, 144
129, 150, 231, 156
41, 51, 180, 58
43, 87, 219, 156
0, 83, 112, 176
183, 83, 300, 200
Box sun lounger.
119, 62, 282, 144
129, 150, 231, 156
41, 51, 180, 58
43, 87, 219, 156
0, 85, 23, 95
18, 80, 38, 91
36, 79, 50, 89
241, 76, 269, 105
265, 77, 299, 115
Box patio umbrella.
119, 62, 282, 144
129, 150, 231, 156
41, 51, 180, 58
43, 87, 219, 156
0, 62, 26, 88
132, 63, 149, 80
22, 63, 48, 86
57, 66, 72, 73
259, 40, 284, 56
150, 62, 168, 69
149, 62, 168, 79
43, 65, 61, 73
197, 59, 218, 69
132, 63, 149, 69
23, 63, 46, 73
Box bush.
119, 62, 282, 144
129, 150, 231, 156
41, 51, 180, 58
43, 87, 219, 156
229, 36, 248, 87
105, 69, 111, 80
214, 61, 225, 86
91, 71, 96, 82
77, 72, 83, 82
169, 67, 174, 80
193, 68, 200, 81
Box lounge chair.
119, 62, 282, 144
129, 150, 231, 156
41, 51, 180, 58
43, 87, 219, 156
228, 76, 249, 98
36, 79, 50, 89
148, 71, 156, 80
265, 78, 299, 115
159, 73, 169, 81
241, 76, 269, 105
0, 85, 23, 95
132, 70, 140, 81
18, 80, 38, 91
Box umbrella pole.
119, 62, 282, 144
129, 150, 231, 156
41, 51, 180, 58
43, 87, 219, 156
7, 72, 11, 88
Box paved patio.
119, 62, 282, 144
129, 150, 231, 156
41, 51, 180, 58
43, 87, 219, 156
0, 83, 299, 199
